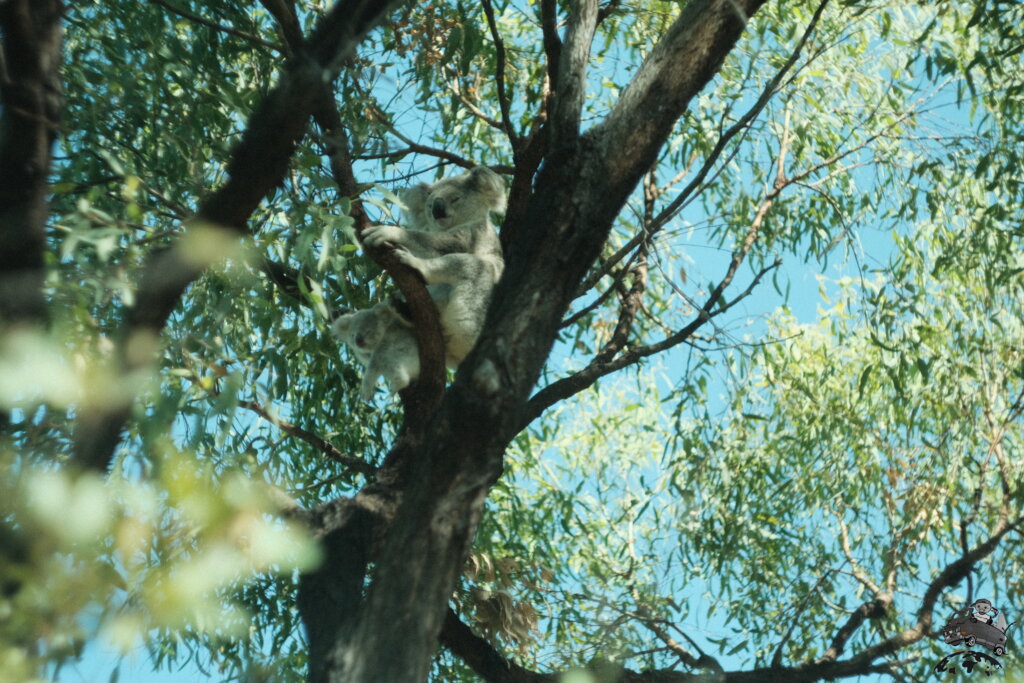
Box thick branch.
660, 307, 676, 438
256, 0, 303, 53
313, 96, 446, 431
299, 497, 382, 683
441, 596, 919, 683
844, 517, 1018, 669
539, 0, 561, 88
290, 37, 446, 431
440, 608, 557, 683
0, 0, 62, 325
548, 0, 598, 146
593, 0, 768, 194
72, 0, 406, 472
815, 594, 892, 664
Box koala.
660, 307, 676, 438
363, 166, 506, 367
332, 303, 420, 401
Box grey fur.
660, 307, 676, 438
364, 166, 506, 367
332, 303, 420, 401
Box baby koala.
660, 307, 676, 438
363, 166, 506, 367
332, 303, 420, 401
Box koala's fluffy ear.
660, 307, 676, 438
466, 166, 507, 213
399, 184, 432, 229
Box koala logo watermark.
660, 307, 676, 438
934, 598, 1013, 676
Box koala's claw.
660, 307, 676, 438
392, 244, 414, 265
392, 245, 428, 278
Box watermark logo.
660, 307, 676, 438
934, 599, 1013, 676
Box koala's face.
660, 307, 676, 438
401, 166, 506, 231
333, 306, 391, 359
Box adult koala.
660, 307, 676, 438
363, 166, 506, 367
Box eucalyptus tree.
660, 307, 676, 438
1, 0, 1022, 682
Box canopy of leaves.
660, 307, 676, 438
1, 0, 1022, 681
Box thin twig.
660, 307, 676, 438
650, 0, 831, 231
448, 78, 504, 130
148, 0, 284, 52
240, 399, 377, 477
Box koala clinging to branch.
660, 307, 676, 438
363, 165, 506, 367
332, 303, 420, 401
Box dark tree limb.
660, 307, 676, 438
481, 0, 520, 150
298, 501, 379, 683
256, 0, 303, 54
548, 0, 598, 147
539, 0, 561, 88
0, 0, 62, 326
260, 11, 446, 436
440, 608, 557, 683
846, 516, 1019, 668
439, 599, 923, 683
72, 0, 408, 473
815, 594, 893, 665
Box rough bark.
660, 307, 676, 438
0, 0, 63, 326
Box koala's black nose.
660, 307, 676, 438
431, 198, 447, 220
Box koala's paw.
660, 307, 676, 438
363, 224, 405, 248
388, 369, 413, 394
359, 376, 378, 402
392, 245, 426, 274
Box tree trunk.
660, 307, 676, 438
0, 0, 63, 326
298, 1, 768, 680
